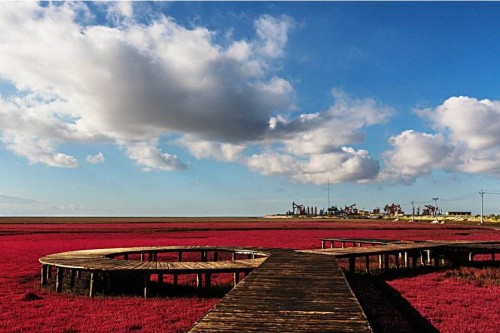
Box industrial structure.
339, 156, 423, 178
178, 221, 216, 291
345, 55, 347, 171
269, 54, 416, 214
284, 200, 476, 220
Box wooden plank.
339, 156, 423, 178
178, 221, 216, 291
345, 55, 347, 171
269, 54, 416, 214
189, 251, 372, 333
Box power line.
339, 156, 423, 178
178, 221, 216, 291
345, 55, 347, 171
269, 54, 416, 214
483, 190, 500, 195
440, 192, 479, 202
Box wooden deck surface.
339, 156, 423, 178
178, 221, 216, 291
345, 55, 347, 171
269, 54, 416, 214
39, 246, 267, 272
301, 240, 484, 257
189, 250, 372, 333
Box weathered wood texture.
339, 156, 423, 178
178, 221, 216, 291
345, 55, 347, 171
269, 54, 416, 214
302, 240, 495, 258
320, 238, 410, 249
39, 246, 268, 272
189, 250, 372, 333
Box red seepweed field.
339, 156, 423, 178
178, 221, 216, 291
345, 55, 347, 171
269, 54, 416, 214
0, 217, 498, 333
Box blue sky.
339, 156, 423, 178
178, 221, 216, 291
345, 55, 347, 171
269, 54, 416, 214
1, 1, 500, 216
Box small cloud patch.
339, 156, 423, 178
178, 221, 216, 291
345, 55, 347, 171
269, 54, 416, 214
86, 152, 105, 164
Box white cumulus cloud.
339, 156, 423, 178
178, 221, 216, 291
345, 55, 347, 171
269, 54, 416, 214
123, 140, 186, 172
382, 96, 500, 182
269, 89, 393, 155
86, 152, 105, 164
178, 135, 246, 162
0, 2, 294, 170
381, 130, 455, 183
0, 2, 409, 186
247, 147, 380, 185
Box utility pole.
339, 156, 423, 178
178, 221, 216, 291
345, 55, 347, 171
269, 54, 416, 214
411, 201, 415, 222
327, 176, 330, 209
479, 190, 485, 224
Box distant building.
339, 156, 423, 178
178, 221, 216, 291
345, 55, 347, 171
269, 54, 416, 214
445, 211, 472, 216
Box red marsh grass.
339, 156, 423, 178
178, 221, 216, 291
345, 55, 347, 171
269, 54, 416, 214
0, 217, 498, 332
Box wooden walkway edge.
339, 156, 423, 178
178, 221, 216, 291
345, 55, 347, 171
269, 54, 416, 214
189, 250, 372, 333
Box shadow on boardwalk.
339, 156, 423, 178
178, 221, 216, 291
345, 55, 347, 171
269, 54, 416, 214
347, 274, 439, 333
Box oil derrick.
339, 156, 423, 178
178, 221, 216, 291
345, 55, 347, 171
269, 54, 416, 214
292, 202, 306, 215
422, 205, 438, 216
383, 203, 403, 216
344, 204, 357, 215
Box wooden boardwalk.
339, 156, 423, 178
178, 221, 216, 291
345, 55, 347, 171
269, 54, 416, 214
39, 240, 499, 332
302, 240, 499, 273
189, 250, 372, 333
39, 246, 268, 297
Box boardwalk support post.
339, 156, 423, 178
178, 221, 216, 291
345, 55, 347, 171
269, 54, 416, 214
197, 273, 203, 289
89, 272, 95, 297
56, 267, 63, 292
412, 252, 418, 270
70, 269, 76, 288
234, 272, 240, 286
205, 273, 211, 289
349, 256, 356, 272
46, 266, 52, 280
144, 274, 150, 298
41, 265, 48, 286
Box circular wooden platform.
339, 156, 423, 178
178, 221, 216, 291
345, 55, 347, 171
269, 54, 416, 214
39, 246, 270, 297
